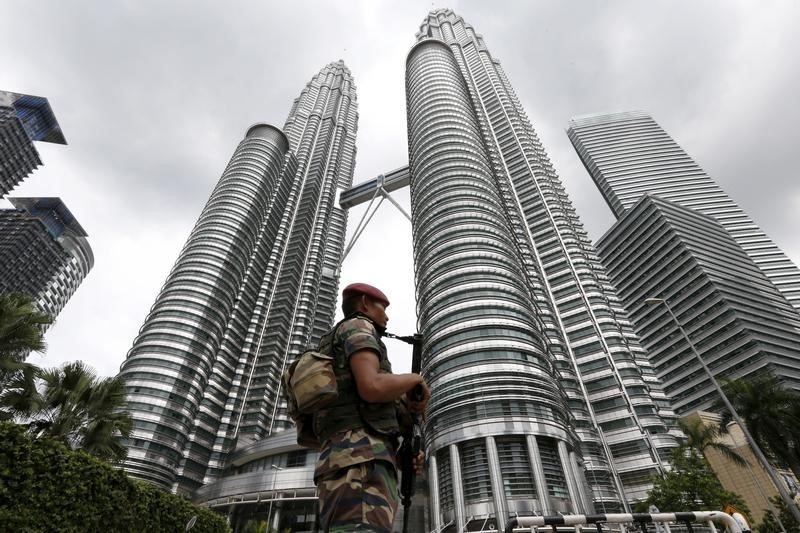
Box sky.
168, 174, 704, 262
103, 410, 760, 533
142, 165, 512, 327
2, 0, 799, 377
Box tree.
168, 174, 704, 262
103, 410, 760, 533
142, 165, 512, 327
0, 422, 230, 532
0, 361, 42, 421
714, 373, 800, 479
679, 417, 748, 467
756, 496, 800, 533
0, 292, 51, 388
0, 295, 132, 462
26, 361, 132, 462
642, 446, 749, 514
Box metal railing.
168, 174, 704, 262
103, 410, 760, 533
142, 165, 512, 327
504, 512, 744, 533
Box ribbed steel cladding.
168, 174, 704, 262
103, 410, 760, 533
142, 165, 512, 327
568, 111, 800, 311
412, 10, 682, 512
598, 197, 800, 412
0, 108, 42, 196
460, 21, 677, 500
178, 136, 298, 489
407, 37, 573, 512
119, 129, 289, 489
0, 215, 64, 295
198, 154, 300, 480
240, 64, 356, 437
39, 234, 93, 319
278, 74, 356, 427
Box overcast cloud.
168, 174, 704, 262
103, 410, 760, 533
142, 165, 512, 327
2, 0, 798, 376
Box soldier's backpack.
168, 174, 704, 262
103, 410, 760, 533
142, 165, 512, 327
281, 321, 344, 448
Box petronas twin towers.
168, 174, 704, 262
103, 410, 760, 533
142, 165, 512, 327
119, 62, 357, 491
118, 8, 725, 529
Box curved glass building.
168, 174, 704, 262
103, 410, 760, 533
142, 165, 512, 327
407, 10, 679, 529
0, 197, 93, 322
193, 429, 318, 532
119, 61, 357, 494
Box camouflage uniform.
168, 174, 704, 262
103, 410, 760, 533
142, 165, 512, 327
314, 317, 400, 533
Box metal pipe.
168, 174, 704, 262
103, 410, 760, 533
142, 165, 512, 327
267, 464, 284, 529
504, 511, 742, 533
645, 297, 800, 524
340, 192, 385, 263
379, 186, 412, 221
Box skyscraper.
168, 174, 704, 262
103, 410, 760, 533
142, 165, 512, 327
0, 197, 93, 321
0, 91, 66, 198
406, 10, 678, 529
567, 110, 800, 312
118, 60, 357, 494
596, 194, 800, 413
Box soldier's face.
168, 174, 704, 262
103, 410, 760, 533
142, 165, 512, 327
363, 297, 389, 328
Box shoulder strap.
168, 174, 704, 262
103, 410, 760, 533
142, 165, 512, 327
317, 317, 349, 355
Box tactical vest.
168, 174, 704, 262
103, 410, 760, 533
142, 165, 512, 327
313, 316, 400, 442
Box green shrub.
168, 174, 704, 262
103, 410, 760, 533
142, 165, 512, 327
0, 422, 229, 532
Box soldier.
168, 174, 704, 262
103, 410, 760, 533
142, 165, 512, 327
314, 282, 430, 532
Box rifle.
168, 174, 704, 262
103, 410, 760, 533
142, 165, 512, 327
385, 332, 424, 533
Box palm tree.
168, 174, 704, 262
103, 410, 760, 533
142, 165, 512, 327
639, 419, 750, 516
678, 417, 749, 467
0, 361, 42, 421
0, 292, 51, 388
28, 361, 132, 462
0, 296, 132, 462
79, 375, 133, 461
714, 372, 800, 479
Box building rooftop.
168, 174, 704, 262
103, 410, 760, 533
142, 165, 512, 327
8, 197, 88, 237
568, 110, 651, 128
0, 90, 67, 145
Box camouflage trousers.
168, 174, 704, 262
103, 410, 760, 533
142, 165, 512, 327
318, 460, 399, 532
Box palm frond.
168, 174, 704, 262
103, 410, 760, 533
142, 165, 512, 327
0, 362, 42, 421
714, 371, 800, 477
676, 417, 748, 467
0, 293, 52, 360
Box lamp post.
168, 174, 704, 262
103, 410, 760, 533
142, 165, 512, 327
267, 464, 284, 532
645, 297, 800, 523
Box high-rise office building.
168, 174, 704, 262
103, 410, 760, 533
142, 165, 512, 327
0, 197, 93, 321
0, 91, 66, 198
567, 110, 800, 312
406, 10, 678, 530
596, 195, 800, 413
118, 61, 357, 494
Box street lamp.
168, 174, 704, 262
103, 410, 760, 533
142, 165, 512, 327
645, 297, 800, 523
267, 464, 284, 532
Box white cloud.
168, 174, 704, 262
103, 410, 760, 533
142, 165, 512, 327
2, 0, 798, 377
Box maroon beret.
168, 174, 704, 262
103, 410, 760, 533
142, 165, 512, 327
342, 283, 390, 306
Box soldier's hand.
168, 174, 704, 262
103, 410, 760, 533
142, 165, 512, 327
405, 377, 430, 414
413, 450, 426, 476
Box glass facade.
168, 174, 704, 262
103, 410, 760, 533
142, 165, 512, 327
0, 197, 93, 323
568, 110, 800, 312
0, 106, 42, 198
407, 10, 679, 528
596, 195, 800, 412
0, 91, 66, 198
119, 61, 357, 494
192, 430, 319, 533
0, 91, 66, 144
